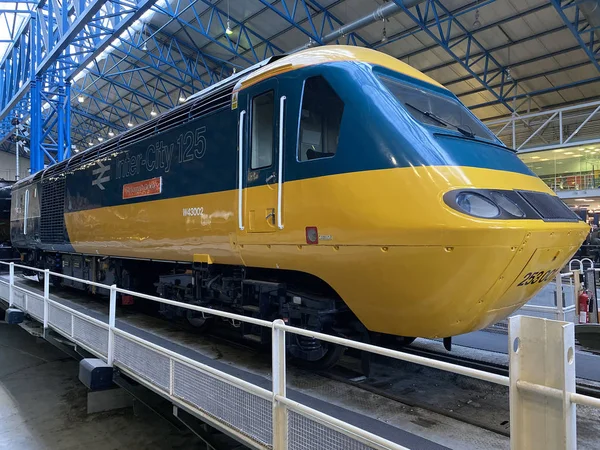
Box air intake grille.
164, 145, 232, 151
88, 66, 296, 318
518, 191, 579, 222
40, 176, 66, 243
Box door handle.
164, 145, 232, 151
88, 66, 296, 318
266, 173, 276, 184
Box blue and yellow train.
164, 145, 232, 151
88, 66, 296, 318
10, 46, 588, 366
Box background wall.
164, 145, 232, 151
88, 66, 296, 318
0, 152, 30, 181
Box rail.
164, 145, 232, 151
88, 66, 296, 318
0, 261, 595, 450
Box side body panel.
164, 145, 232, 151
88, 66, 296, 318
64, 108, 242, 264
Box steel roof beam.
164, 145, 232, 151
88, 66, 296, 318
152, 0, 283, 65
0, 0, 164, 171
448, 41, 596, 92
69, 26, 232, 138
392, 0, 516, 112
424, 25, 572, 81
457, 51, 595, 99
254, 0, 370, 48
470, 76, 600, 111
386, 2, 543, 58
550, 0, 600, 73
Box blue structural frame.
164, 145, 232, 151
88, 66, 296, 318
550, 0, 600, 73
1, 0, 600, 175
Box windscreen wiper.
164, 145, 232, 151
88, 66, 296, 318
405, 103, 475, 138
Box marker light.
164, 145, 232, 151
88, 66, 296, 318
491, 192, 525, 218
456, 192, 500, 218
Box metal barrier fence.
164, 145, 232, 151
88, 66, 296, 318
2, 261, 599, 450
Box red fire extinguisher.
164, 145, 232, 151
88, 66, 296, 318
579, 290, 590, 324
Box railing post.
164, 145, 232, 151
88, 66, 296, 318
555, 273, 564, 321
8, 262, 14, 307
272, 319, 288, 450
43, 269, 49, 329
107, 284, 117, 366
509, 316, 576, 450
573, 269, 582, 320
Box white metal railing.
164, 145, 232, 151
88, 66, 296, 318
1, 261, 598, 450
485, 99, 600, 152
570, 258, 595, 272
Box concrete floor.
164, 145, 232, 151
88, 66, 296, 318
0, 322, 203, 450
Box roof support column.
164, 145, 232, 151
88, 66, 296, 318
30, 77, 42, 173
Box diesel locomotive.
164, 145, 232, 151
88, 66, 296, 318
10, 46, 588, 366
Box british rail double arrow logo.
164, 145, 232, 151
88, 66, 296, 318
92, 161, 111, 190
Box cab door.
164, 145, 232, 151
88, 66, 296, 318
243, 79, 284, 233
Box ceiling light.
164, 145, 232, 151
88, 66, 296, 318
473, 8, 481, 29
127, 121, 134, 127
97, 137, 104, 142
575, 154, 583, 157
150, 109, 157, 117
588, 147, 595, 150
75, 149, 80, 153
531, 156, 540, 159
557, 161, 564, 164
179, 95, 186, 103
565, 152, 574, 155
78, 95, 85, 103
88, 142, 94, 147
554, 149, 565, 153
541, 158, 549, 161
225, 20, 233, 35
585, 150, 591, 153
142, 41, 148, 51
108, 130, 114, 137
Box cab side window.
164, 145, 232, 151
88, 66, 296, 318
251, 91, 274, 169
298, 76, 344, 162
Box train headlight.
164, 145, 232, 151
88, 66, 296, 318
455, 192, 500, 218
490, 192, 525, 218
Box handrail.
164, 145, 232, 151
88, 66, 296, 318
3, 260, 599, 450
3, 260, 506, 384
2, 261, 273, 329
277, 95, 285, 230
238, 109, 246, 231
116, 285, 273, 329
273, 321, 509, 386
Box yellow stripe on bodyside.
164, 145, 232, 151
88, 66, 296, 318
65, 189, 243, 264
66, 165, 582, 257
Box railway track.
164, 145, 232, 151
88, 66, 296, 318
321, 340, 600, 438
397, 343, 600, 398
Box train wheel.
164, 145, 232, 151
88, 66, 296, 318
288, 334, 345, 370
